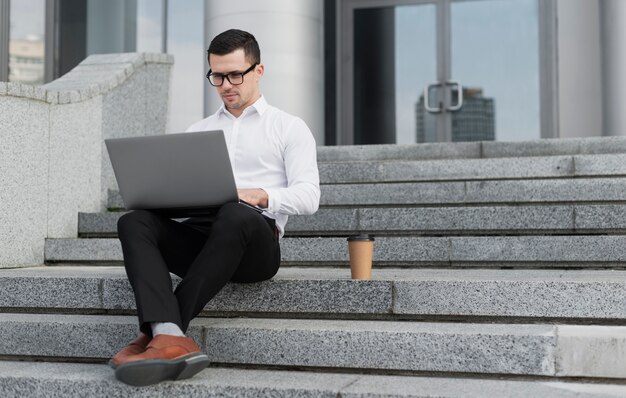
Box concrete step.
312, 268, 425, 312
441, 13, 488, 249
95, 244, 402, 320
108, 177, 626, 209
320, 178, 626, 207
319, 154, 626, 184
2, 362, 625, 398
1, 266, 625, 321
79, 204, 626, 237
316, 136, 626, 162
45, 235, 626, 267
0, 313, 624, 378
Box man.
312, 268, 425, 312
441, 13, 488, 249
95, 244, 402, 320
110, 29, 320, 386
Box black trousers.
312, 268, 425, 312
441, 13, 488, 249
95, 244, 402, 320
117, 202, 281, 335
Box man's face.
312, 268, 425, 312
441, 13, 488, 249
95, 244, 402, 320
208, 48, 263, 116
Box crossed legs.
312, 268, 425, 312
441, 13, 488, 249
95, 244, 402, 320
112, 202, 280, 384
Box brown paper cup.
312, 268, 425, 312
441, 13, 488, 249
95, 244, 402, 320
347, 234, 375, 280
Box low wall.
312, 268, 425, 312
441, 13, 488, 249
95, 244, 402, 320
0, 53, 172, 268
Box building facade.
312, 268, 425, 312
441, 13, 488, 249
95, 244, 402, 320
1, 0, 625, 146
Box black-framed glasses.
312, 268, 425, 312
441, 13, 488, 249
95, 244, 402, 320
206, 63, 258, 86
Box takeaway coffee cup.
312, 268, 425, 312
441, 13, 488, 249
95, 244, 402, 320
347, 234, 375, 280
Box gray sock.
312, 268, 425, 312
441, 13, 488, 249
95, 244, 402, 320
151, 322, 185, 337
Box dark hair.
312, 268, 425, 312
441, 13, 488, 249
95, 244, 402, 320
208, 29, 261, 65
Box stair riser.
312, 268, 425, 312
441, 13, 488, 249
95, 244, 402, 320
108, 179, 626, 209
80, 205, 626, 237
45, 236, 626, 266
1, 314, 624, 378
319, 154, 626, 184
316, 137, 626, 162
2, 269, 625, 320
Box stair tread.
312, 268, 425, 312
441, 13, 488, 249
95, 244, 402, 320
2, 360, 624, 397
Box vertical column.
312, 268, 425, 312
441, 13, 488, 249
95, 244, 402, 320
0, 0, 9, 81
204, 0, 324, 144
601, 0, 626, 136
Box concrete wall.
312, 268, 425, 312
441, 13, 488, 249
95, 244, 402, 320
204, 0, 324, 145
0, 53, 172, 268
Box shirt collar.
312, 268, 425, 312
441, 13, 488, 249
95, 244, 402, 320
215, 95, 267, 119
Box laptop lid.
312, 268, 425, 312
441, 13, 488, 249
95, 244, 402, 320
105, 130, 238, 217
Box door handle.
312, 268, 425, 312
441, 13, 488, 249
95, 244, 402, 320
424, 82, 443, 113
446, 80, 463, 111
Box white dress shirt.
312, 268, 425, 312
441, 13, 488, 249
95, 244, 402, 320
185, 96, 320, 238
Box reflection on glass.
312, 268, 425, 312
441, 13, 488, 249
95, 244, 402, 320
451, 88, 495, 141
137, 0, 164, 53
451, 0, 540, 141
395, 4, 436, 144
9, 0, 45, 85
166, 0, 204, 132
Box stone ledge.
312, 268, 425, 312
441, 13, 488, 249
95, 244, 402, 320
80, 205, 626, 237
44, 235, 626, 265
0, 53, 172, 104
0, 314, 556, 376
5, 315, 624, 378
2, 362, 623, 398
2, 267, 625, 320
317, 136, 626, 162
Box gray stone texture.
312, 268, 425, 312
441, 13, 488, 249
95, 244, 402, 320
317, 142, 482, 162
1, 362, 625, 398
47, 98, 103, 238
450, 235, 626, 264
0, 53, 172, 268
84, 205, 622, 237
342, 375, 626, 398
2, 266, 626, 320
0, 313, 202, 359
483, 136, 626, 158
0, 97, 49, 267
45, 235, 626, 266
575, 205, 626, 230
0, 307, 624, 379
574, 153, 626, 176
317, 136, 626, 163
556, 325, 626, 378
319, 156, 574, 183
322, 178, 626, 206
203, 318, 556, 375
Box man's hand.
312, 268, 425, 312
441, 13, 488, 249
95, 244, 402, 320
238, 188, 269, 208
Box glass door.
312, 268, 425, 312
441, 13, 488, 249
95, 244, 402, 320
449, 0, 541, 142
340, 0, 552, 144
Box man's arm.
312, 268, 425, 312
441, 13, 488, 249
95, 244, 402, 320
256, 117, 320, 215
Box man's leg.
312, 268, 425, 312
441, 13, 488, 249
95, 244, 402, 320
174, 202, 280, 332
117, 210, 212, 335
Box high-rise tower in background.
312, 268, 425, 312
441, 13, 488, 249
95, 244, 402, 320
416, 88, 495, 142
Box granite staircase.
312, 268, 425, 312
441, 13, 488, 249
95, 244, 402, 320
1, 137, 626, 396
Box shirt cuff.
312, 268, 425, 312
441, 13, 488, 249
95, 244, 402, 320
262, 188, 282, 213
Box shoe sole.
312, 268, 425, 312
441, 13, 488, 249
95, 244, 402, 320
114, 353, 210, 386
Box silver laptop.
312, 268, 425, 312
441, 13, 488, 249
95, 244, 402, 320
105, 130, 261, 217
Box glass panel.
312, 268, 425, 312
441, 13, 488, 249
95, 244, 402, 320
353, 4, 436, 145
395, 4, 437, 144
137, 0, 163, 53
451, 0, 540, 141
9, 0, 45, 85
166, 0, 204, 132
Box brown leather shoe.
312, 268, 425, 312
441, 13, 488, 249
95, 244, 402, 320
109, 333, 151, 369
114, 334, 210, 386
